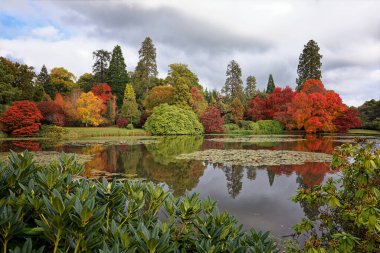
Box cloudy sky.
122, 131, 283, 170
0, 0, 379, 106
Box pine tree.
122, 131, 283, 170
266, 74, 275, 93
173, 77, 193, 110
222, 60, 243, 101
92, 49, 111, 83
133, 37, 158, 97
296, 40, 323, 91
121, 84, 140, 125
245, 75, 257, 99
36, 65, 51, 98
107, 45, 128, 107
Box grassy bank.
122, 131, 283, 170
63, 127, 149, 138
348, 129, 380, 135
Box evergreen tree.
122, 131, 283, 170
121, 84, 140, 125
266, 74, 275, 93
107, 45, 128, 107
36, 65, 51, 98
222, 60, 243, 101
245, 75, 257, 99
173, 77, 193, 110
77, 73, 95, 92
296, 40, 323, 91
133, 37, 158, 99
92, 49, 111, 83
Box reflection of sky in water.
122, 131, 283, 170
0, 134, 378, 238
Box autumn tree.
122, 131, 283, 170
50, 67, 77, 95
143, 85, 174, 114
173, 77, 193, 110
245, 75, 257, 100
107, 45, 128, 107
266, 74, 275, 93
121, 84, 141, 125
200, 106, 224, 133
0, 101, 43, 136
287, 80, 345, 133
190, 86, 208, 116
296, 40, 322, 91
36, 101, 65, 126
76, 92, 104, 126
91, 83, 115, 122
77, 73, 95, 92
132, 37, 158, 100
333, 107, 362, 132
54, 92, 82, 126
92, 49, 111, 83
230, 98, 244, 124
222, 60, 244, 101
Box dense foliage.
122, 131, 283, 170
0, 151, 278, 252
333, 107, 362, 132
143, 85, 174, 114
107, 45, 128, 107
291, 140, 380, 252
266, 74, 275, 93
296, 40, 322, 91
121, 84, 141, 125
200, 106, 224, 133
76, 92, 104, 127
249, 120, 284, 134
358, 99, 380, 130
144, 104, 203, 135
0, 101, 43, 136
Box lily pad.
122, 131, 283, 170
64, 136, 161, 146
0, 151, 94, 165
208, 136, 304, 143
177, 149, 332, 166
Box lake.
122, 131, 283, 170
0, 133, 378, 241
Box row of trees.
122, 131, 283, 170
0, 38, 377, 136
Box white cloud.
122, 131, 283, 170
31, 26, 61, 40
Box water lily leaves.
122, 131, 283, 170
177, 149, 332, 166
208, 136, 304, 143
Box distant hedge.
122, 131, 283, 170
144, 104, 204, 135
248, 120, 284, 134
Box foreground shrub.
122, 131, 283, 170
200, 106, 224, 133
291, 140, 380, 252
144, 104, 203, 135
222, 123, 240, 132
0, 100, 43, 136
0, 151, 278, 252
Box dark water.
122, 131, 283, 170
1, 134, 378, 239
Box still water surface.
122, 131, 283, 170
1, 134, 378, 239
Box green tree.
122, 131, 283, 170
296, 40, 323, 91
222, 60, 244, 101
107, 45, 128, 107
50, 67, 77, 95
358, 99, 380, 130
77, 73, 95, 92
173, 77, 193, 110
245, 75, 257, 99
0, 57, 20, 104
36, 65, 51, 97
121, 84, 140, 125
266, 74, 275, 93
92, 49, 111, 83
230, 98, 244, 123
132, 37, 158, 100
166, 63, 201, 90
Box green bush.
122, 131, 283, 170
291, 140, 380, 252
0, 131, 6, 138
144, 104, 204, 135
256, 120, 283, 134
222, 123, 240, 132
126, 123, 134, 130
247, 122, 260, 134
38, 125, 66, 140
239, 120, 254, 130
0, 151, 279, 252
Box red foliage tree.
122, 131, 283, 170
190, 86, 207, 116
36, 101, 65, 126
91, 83, 114, 114
0, 100, 43, 136
200, 106, 224, 133
287, 80, 346, 133
333, 107, 362, 132
247, 96, 268, 121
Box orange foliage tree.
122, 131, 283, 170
190, 86, 208, 116
0, 100, 43, 136
287, 79, 345, 133
76, 92, 104, 126
143, 85, 174, 114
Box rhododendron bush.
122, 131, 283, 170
0, 100, 43, 136
200, 106, 224, 133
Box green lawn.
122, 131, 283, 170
63, 127, 149, 138
348, 129, 380, 135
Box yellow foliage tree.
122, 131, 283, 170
76, 92, 104, 126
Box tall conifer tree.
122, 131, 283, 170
266, 74, 275, 93
245, 75, 257, 99
92, 49, 111, 83
222, 60, 244, 101
107, 45, 128, 107
121, 84, 140, 125
296, 40, 322, 91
